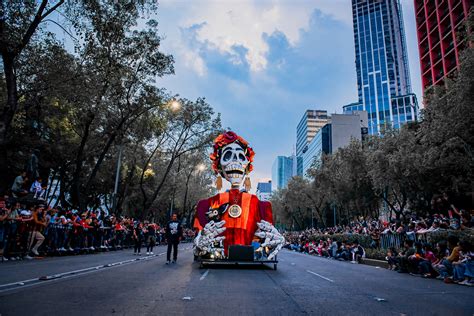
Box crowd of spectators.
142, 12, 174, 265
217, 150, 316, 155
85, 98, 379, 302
284, 236, 366, 264
0, 190, 195, 262
284, 204, 472, 248
283, 205, 473, 287
386, 236, 473, 286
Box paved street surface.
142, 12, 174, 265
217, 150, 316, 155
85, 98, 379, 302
0, 246, 472, 316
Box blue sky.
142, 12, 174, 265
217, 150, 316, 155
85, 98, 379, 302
155, 0, 422, 185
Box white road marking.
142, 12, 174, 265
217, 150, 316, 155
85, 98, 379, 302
200, 269, 210, 281
0, 278, 38, 289
306, 270, 334, 283
0, 247, 194, 294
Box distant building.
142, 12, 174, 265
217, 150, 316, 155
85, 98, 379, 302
351, 0, 418, 134
272, 156, 296, 191
414, 0, 472, 90
295, 155, 303, 178
343, 102, 363, 114
302, 111, 368, 176
331, 111, 368, 151
302, 124, 331, 174
296, 110, 329, 158
256, 181, 272, 201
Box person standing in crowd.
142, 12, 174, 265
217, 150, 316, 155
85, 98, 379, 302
145, 221, 156, 255
0, 204, 9, 261
328, 238, 338, 258
2, 202, 21, 261
165, 213, 182, 264
133, 221, 144, 255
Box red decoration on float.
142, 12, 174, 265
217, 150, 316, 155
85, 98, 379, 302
210, 131, 254, 174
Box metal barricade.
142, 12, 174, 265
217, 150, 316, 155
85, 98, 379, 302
380, 233, 405, 249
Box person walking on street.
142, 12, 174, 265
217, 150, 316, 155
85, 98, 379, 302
165, 213, 182, 264
29, 205, 47, 256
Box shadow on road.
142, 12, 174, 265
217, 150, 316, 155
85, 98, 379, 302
193, 262, 275, 270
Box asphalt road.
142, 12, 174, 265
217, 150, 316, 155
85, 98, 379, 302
0, 246, 472, 316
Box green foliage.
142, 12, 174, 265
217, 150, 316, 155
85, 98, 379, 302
364, 248, 387, 261
307, 233, 373, 248
0, 0, 221, 220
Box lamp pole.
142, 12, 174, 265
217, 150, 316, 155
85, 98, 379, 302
167, 98, 182, 219
112, 143, 123, 214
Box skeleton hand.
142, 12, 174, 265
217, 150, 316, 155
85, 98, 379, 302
194, 220, 226, 258
254, 220, 285, 260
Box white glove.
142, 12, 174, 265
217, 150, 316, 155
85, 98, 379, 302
194, 220, 226, 258
255, 220, 285, 260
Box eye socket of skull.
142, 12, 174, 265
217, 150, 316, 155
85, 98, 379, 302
222, 151, 233, 162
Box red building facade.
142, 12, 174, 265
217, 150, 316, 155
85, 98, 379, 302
415, 0, 472, 90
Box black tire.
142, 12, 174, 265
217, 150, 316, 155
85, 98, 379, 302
274, 263, 277, 270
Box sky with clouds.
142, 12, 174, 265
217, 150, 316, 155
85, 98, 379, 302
154, 0, 422, 186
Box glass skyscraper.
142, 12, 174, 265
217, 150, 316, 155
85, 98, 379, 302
296, 110, 329, 157
301, 124, 331, 175
272, 156, 296, 191
352, 0, 418, 134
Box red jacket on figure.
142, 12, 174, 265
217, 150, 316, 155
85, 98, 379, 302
193, 188, 273, 255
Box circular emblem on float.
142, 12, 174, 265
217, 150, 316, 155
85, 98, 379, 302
228, 204, 242, 218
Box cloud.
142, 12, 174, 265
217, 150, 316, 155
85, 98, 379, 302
159, 8, 357, 180
155, 0, 423, 180
159, 0, 352, 72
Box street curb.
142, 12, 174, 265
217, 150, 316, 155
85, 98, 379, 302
362, 258, 388, 269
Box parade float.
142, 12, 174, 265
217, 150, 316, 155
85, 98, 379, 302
193, 131, 285, 270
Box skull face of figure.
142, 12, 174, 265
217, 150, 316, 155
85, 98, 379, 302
220, 142, 249, 187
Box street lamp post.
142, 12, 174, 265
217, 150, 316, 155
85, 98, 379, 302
112, 143, 123, 214
166, 98, 181, 219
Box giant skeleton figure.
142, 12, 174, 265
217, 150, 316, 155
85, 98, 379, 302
193, 131, 284, 260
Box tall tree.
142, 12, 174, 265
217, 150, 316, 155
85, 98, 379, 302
0, 0, 65, 143
0, 1, 66, 191
139, 97, 221, 214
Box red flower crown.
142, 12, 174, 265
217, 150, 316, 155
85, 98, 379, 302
210, 131, 255, 175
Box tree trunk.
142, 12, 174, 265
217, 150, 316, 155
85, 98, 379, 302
182, 169, 193, 222
0, 54, 18, 192
83, 129, 120, 196
70, 114, 94, 207
0, 53, 18, 144
144, 154, 177, 212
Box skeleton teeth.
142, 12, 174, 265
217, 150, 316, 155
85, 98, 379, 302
224, 163, 244, 172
